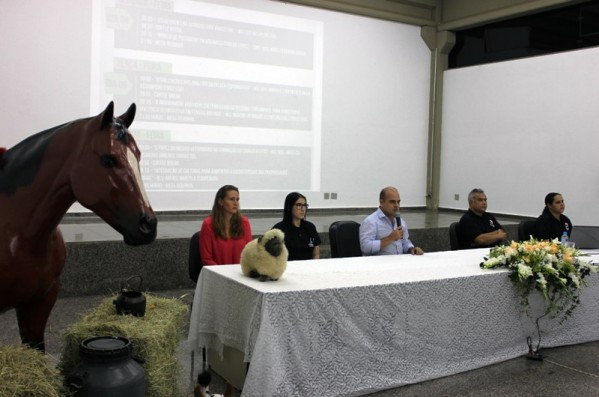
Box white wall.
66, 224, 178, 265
0, 1, 91, 135
0, 0, 431, 212
440, 47, 599, 225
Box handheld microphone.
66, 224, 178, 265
395, 213, 402, 229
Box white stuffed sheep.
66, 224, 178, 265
240, 228, 288, 281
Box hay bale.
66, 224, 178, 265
60, 293, 189, 397
0, 344, 62, 397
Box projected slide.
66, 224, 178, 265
91, 0, 323, 192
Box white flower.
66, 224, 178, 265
481, 238, 599, 319
536, 272, 547, 287
542, 264, 558, 276
482, 256, 504, 269
481, 238, 596, 321
578, 257, 597, 271
517, 263, 533, 279
569, 273, 580, 288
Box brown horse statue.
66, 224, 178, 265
0, 102, 157, 351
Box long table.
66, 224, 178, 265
188, 249, 599, 397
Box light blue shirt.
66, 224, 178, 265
359, 208, 415, 255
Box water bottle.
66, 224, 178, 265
561, 231, 569, 245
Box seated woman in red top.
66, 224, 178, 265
200, 185, 252, 265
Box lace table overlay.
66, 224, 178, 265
188, 249, 599, 397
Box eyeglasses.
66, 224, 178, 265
294, 204, 309, 209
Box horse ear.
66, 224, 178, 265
119, 103, 137, 128
100, 101, 115, 130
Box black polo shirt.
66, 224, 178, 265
458, 209, 503, 249
272, 220, 321, 261
534, 211, 572, 240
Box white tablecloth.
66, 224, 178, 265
188, 249, 599, 397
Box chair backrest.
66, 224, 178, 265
188, 231, 203, 283
570, 226, 599, 249
329, 221, 362, 258
449, 222, 461, 250
518, 220, 536, 241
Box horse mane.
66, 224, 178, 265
0, 119, 86, 196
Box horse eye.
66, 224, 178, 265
100, 155, 118, 168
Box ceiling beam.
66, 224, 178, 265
273, 0, 440, 26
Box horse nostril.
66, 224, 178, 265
138, 213, 157, 235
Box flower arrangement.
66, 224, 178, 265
481, 238, 597, 322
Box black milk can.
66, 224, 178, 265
66, 336, 146, 397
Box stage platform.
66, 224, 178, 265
56, 208, 525, 297
59, 207, 522, 243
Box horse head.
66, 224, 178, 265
70, 102, 157, 246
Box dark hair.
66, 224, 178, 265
282, 192, 306, 224
468, 188, 485, 203
379, 186, 398, 201
542, 192, 561, 214
211, 185, 244, 239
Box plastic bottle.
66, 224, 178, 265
561, 231, 569, 245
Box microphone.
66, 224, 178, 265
395, 213, 402, 229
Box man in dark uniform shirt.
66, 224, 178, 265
458, 188, 507, 249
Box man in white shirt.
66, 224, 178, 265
359, 186, 424, 256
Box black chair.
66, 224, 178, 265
188, 231, 203, 283
518, 220, 536, 241
570, 226, 599, 249
449, 222, 462, 250
188, 231, 206, 379
329, 220, 362, 258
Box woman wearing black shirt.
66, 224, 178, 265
534, 192, 573, 240
272, 192, 321, 261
